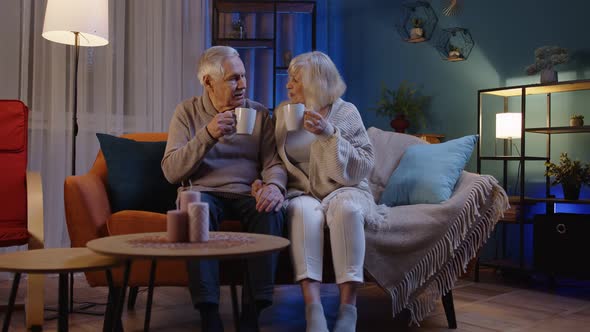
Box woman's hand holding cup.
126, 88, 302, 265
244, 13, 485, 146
303, 109, 332, 135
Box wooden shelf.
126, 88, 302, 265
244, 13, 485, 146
404, 37, 426, 43
478, 259, 533, 271
216, 1, 314, 14
526, 125, 590, 134
479, 156, 546, 161
523, 197, 590, 205
480, 79, 590, 97
446, 56, 465, 62
498, 196, 590, 205
213, 0, 316, 109
414, 133, 444, 144
214, 38, 274, 49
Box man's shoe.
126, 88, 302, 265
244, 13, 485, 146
239, 303, 259, 332
239, 300, 271, 332
199, 303, 224, 332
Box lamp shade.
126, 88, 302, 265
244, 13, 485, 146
496, 113, 522, 139
42, 0, 109, 47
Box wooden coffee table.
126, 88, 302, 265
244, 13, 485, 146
0, 248, 121, 332
87, 231, 290, 332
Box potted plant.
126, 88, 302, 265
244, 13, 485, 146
570, 114, 584, 127
372, 81, 429, 133
448, 44, 461, 59
525, 45, 568, 84
544, 152, 590, 200
410, 17, 424, 40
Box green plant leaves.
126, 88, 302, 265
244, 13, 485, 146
371, 81, 429, 128
544, 152, 590, 187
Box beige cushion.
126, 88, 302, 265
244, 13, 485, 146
366, 127, 426, 202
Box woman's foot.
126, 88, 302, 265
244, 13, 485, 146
333, 304, 357, 332
305, 303, 329, 332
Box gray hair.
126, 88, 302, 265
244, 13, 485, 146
288, 51, 346, 110
197, 46, 240, 85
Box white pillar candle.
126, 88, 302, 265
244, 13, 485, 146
167, 210, 188, 243
179, 191, 201, 212
188, 202, 209, 243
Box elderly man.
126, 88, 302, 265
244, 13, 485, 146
162, 46, 286, 332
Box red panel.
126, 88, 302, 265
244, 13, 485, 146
0, 100, 27, 152
0, 100, 28, 239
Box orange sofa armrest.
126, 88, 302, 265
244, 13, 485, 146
107, 210, 167, 235
64, 173, 111, 247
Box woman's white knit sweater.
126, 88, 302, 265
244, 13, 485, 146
275, 98, 375, 200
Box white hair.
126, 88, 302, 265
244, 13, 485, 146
288, 51, 346, 110
197, 46, 240, 85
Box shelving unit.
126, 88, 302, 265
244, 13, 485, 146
212, 0, 317, 110
476, 79, 590, 278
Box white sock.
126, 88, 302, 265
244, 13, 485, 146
305, 303, 329, 332
333, 304, 357, 332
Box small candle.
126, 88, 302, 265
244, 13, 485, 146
167, 210, 188, 243
179, 191, 201, 212
188, 202, 209, 243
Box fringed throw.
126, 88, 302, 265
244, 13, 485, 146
363, 172, 509, 325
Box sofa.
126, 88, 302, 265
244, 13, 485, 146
64, 127, 508, 326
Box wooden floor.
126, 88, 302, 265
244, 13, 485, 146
2, 269, 590, 331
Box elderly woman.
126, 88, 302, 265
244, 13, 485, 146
254, 51, 377, 332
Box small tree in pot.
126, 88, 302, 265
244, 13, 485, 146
525, 45, 568, 84
372, 81, 429, 133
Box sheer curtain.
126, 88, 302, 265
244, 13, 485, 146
16, 0, 210, 250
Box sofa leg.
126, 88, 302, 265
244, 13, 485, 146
128, 286, 139, 310
442, 290, 457, 329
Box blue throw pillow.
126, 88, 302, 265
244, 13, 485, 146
379, 135, 477, 206
96, 133, 178, 213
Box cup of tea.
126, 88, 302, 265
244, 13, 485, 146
235, 107, 256, 135
284, 103, 305, 131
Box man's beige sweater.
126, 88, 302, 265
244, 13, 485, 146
274, 98, 375, 200
161, 92, 287, 195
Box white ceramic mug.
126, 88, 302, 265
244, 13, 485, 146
235, 107, 256, 135
284, 103, 305, 131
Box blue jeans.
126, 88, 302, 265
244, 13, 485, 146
186, 192, 285, 306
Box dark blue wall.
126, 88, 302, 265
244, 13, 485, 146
324, 0, 590, 264
325, 0, 590, 170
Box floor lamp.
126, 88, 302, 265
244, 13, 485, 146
42, 0, 109, 314
42, 0, 109, 176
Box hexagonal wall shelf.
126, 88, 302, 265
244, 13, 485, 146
395, 1, 438, 43
435, 27, 475, 62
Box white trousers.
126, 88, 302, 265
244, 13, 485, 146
288, 195, 365, 284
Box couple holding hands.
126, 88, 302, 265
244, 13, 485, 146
161, 46, 379, 332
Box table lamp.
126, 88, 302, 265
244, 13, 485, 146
496, 113, 521, 156
42, 0, 109, 175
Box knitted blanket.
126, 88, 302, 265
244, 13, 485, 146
364, 172, 508, 325
358, 127, 510, 325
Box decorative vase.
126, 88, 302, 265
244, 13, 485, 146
390, 114, 410, 133
561, 181, 581, 200
540, 69, 558, 84
570, 118, 584, 127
